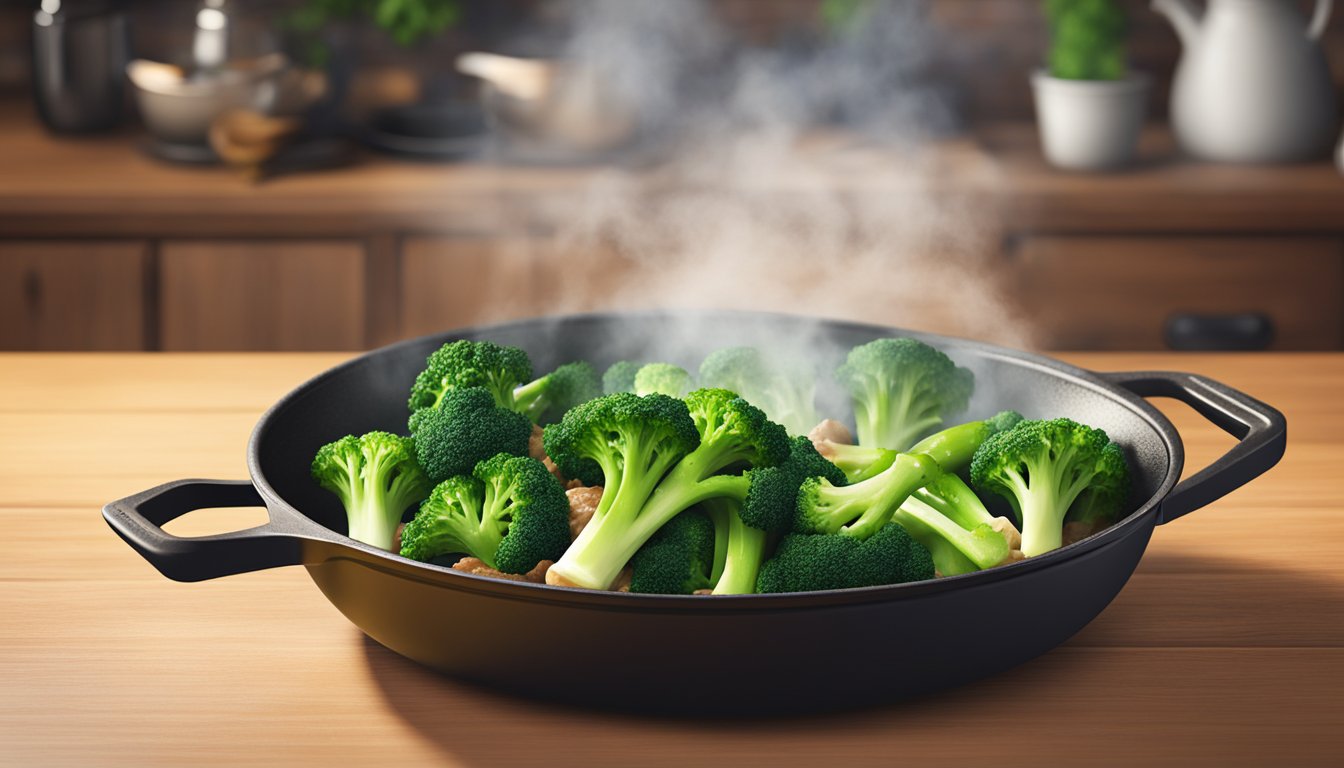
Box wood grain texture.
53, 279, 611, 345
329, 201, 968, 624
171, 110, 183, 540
1012, 236, 1344, 350
398, 236, 541, 339
2, 104, 1344, 239
0, 240, 149, 351
159, 240, 367, 351
0, 352, 1339, 767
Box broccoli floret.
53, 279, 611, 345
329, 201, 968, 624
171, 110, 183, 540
894, 473, 1015, 576
512, 361, 601, 424
794, 413, 1017, 539
756, 522, 935, 593
408, 340, 532, 412
695, 436, 847, 595
410, 387, 532, 484
628, 509, 718, 594
633, 363, 694, 398
601, 361, 641, 394
541, 392, 700, 588
399, 454, 570, 574
311, 431, 430, 551
543, 389, 791, 590
970, 418, 1131, 557
836, 338, 974, 450
698, 346, 820, 435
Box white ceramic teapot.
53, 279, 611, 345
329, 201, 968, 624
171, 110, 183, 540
1153, 0, 1340, 162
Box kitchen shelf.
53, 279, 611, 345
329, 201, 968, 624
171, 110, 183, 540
2, 101, 1343, 351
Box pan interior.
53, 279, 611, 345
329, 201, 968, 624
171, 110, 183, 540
252, 312, 1175, 554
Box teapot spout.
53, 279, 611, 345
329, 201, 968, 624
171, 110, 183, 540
1151, 0, 1202, 48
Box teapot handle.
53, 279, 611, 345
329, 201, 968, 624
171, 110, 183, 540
1309, 0, 1332, 39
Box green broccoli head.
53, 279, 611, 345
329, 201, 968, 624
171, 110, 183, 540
633, 363, 694, 398
628, 510, 718, 594
601, 361, 641, 394
408, 340, 533, 413
836, 337, 974, 451
512, 361, 601, 425
970, 418, 1130, 557
474, 454, 573, 573
542, 392, 700, 487
698, 346, 820, 436
410, 387, 533, 484
399, 454, 570, 574
311, 431, 430, 551
739, 435, 846, 534
678, 388, 791, 481
756, 523, 934, 593
540, 392, 701, 589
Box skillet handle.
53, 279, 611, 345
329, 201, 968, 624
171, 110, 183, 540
1100, 371, 1287, 524
104, 479, 305, 582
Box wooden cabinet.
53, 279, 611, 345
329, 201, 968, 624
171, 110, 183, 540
399, 237, 538, 339
1010, 236, 1344, 350
398, 236, 633, 338
159, 240, 366, 351
0, 241, 150, 350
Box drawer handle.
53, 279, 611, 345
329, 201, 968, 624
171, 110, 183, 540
1164, 312, 1275, 351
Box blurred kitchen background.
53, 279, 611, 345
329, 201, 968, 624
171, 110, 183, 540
2, 0, 1343, 353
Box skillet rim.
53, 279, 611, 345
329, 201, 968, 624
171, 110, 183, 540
245, 309, 1183, 609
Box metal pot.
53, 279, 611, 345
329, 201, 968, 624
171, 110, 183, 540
456, 51, 639, 160
104, 311, 1285, 715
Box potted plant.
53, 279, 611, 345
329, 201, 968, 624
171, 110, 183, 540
1032, 0, 1148, 171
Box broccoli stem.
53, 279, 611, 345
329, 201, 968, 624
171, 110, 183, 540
909, 419, 993, 472
711, 514, 768, 595
893, 498, 1009, 574
347, 502, 398, 552
822, 442, 897, 482
1015, 451, 1095, 557
811, 452, 937, 539
547, 432, 699, 589
511, 377, 547, 420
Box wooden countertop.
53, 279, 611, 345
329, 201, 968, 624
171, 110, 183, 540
1, 351, 1340, 767
2, 100, 1342, 237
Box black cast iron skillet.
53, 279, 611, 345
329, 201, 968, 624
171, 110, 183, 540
104, 311, 1286, 714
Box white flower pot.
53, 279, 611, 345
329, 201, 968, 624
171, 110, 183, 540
1031, 70, 1149, 171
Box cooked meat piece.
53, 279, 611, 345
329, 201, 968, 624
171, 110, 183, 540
808, 418, 853, 447
531, 424, 578, 485
692, 589, 714, 596
612, 567, 633, 593
528, 424, 546, 461
451, 557, 552, 583
566, 485, 604, 540
989, 517, 1023, 551
393, 522, 406, 553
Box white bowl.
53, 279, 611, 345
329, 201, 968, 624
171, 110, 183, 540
1031, 70, 1149, 171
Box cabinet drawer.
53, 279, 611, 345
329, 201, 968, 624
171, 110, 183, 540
1011, 237, 1344, 350
160, 240, 366, 351
0, 240, 150, 350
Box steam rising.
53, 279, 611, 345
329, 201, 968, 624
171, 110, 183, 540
479, 1, 1025, 364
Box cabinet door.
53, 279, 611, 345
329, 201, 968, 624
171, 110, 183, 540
1011, 236, 1344, 350
0, 240, 149, 350
399, 237, 539, 339
159, 240, 366, 351
399, 236, 635, 340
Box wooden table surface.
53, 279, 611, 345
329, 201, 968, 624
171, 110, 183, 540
2, 352, 1340, 767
